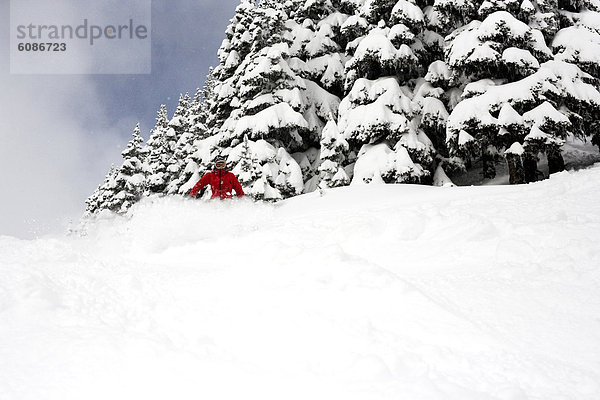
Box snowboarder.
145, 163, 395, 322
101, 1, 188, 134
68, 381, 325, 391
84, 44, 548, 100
190, 157, 245, 200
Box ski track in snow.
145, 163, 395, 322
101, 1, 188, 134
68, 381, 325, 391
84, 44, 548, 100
1, 166, 600, 399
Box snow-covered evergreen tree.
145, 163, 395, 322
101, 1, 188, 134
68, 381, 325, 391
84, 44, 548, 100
162, 94, 191, 192
113, 123, 148, 211
204, 0, 345, 193
232, 135, 263, 192
146, 105, 175, 194
443, 2, 600, 181
86, 124, 148, 214
85, 165, 120, 214
318, 119, 350, 188
230, 139, 282, 201
448, 60, 600, 181
552, 2, 600, 148
85, 165, 116, 215
170, 93, 191, 136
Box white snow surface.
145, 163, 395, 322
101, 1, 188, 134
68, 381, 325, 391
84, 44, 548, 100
505, 141, 525, 156
2, 165, 600, 399
502, 47, 540, 69
232, 102, 309, 140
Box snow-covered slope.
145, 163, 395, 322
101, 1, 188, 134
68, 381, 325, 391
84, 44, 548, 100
2, 165, 600, 400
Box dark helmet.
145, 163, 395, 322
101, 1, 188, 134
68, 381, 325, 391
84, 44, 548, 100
215, 156, 227, 169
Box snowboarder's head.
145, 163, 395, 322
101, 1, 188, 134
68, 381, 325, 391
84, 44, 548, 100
215, 157, 227, 170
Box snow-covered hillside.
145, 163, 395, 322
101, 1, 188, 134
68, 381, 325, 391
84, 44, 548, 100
2, 165, 600, 400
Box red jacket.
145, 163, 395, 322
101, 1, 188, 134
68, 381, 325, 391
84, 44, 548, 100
190, 169, 245, 199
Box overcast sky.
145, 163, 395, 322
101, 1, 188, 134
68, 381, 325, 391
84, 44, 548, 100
0, 0, 240, 238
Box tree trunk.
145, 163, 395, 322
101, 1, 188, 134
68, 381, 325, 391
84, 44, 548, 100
523, 152, 538, 183
482, 147, 496, 179
506, 153, 525, 184
547, 147, 565, 175
593, 131, 600, 150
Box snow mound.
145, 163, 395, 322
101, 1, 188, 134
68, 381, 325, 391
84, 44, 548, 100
2, 165, 600, 399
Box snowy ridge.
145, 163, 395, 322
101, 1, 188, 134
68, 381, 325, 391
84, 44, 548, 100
2, 164, 600, 399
